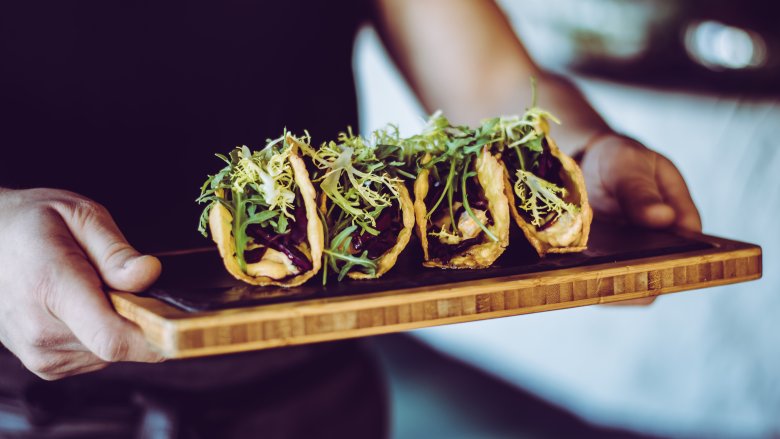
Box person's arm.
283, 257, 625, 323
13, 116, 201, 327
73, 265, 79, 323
0, 187, 163, 379
373, 0, 701, 233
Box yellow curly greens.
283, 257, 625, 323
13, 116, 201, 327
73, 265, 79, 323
299, 128, 404, 282
480, 80, 575, 230
301, 128, 399, 233
231, 139, 296, 222
428, 224, 463, 245
481, 106, 559, 165
514, 170, 576, 227
197, 132, 306, 271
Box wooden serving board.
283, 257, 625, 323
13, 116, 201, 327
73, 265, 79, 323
110, 222, 761, 359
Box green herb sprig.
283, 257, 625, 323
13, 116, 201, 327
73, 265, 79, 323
479, 85, 577, 228
197, 132, 303, 271
299, 128, 403, 283
379, 112, 497, 244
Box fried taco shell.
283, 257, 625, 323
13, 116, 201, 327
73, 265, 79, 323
209, 134, 324, 287
414, 146, 510, 269
502, 129, 592, 257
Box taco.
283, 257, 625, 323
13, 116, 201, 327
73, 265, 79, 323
197, 132, 324, 287
406, 114, 510, 269
293, 129, 414, 281
482, 107, 592, 256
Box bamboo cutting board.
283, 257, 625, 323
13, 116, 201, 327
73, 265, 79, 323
110, 222, 762, 359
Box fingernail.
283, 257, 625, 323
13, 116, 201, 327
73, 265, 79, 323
120, 252, 144, 270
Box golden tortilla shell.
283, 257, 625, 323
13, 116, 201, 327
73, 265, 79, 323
414, 147, 510, 269
208, 134, 324, 287
502, 128, 592, 257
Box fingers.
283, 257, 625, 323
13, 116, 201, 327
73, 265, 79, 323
40, 252, 164, 364
589, 135, 701, 232
0, 189, 166, 381
51, 199, 161, 292
5, 310, 110, 380
615, 152, 701, 232
656, 156, 703, 233
18, 349, 107, 381
613, 159, 676, 229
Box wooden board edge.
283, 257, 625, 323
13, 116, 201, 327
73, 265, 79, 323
108, 235, 762, 359
143, 245, 763, 329
158, 272, 761, 359
110, 293, 178, 355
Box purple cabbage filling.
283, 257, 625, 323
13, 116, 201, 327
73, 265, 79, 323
245, 202, 312, 272
352, 204, 402, 260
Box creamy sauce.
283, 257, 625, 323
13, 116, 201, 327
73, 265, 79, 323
246, 248, 299, 279
536, 211, 582, 247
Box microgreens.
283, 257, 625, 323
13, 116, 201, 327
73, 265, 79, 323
197, 132, 304, 271
479, 82, 577, 229
514, 170, 576, 227
386, 113, 497, 244
299, 128, 402, 283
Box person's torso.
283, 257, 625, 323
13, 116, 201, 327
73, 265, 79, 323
0, 1, 365, 251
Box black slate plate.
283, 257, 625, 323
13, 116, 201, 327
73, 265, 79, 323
146, 221, 712, 312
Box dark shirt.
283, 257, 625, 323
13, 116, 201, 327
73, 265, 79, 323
1, 0, 365, 252
0, 3, 386, 435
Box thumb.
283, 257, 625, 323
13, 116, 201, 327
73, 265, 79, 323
53, 201, 162, 292
614, 173, 676, 229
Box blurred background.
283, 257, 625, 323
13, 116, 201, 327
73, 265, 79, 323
355, 0, 780, 437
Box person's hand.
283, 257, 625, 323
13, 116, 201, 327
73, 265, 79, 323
579, 134, 702, 305
0, 188, 164, 380
580, 133, 702, 233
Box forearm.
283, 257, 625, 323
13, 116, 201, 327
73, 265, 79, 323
374, 0, 611, 154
